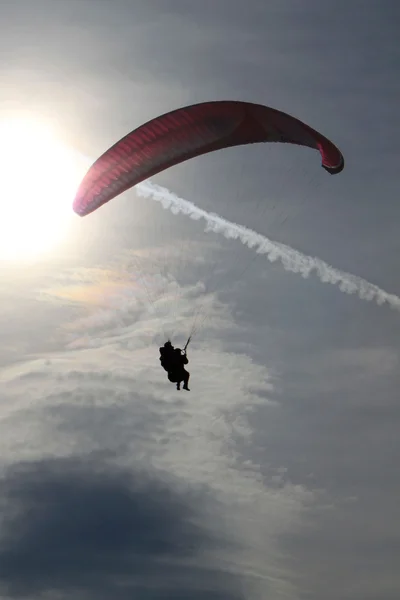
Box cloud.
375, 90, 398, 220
0, 279, 313, 599
0, 456, 244, 600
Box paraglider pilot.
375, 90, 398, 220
159, 341, 190, 391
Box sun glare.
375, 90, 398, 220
0, 113, 87, 261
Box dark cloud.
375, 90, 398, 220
0, 456, 243, 600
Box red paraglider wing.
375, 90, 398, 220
73, 101, 344, 217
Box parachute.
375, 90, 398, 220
72, 100, 344, 217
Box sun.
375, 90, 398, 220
0, 113, 87, 261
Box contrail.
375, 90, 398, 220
136, 180, 400, 312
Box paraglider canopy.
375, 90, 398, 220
73, 100, 344, 217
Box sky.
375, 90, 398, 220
0, 1, 399, 599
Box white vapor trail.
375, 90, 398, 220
136, 180, 400, 312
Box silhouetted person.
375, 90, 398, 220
159, 341, 190, 391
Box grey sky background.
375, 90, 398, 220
0, 2, 399, 599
